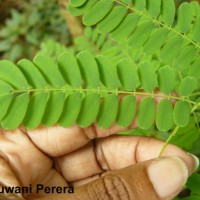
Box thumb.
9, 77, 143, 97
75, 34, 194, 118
37, 156, 197, 200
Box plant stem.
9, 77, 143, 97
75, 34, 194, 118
158, 126, 180, 157
7, 86, 197, 105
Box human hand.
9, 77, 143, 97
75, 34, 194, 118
0, 122, 198, 200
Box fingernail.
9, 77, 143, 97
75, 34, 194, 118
147, 156, 188, 199
188, 153, 199, 172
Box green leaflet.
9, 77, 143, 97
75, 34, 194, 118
143, 28, 169, 55
173, 45, 197, 71
42, 92, 65, 126
110, 13, 140, 40
0, 81, 13, 120
23, 92, 48, 129
97, 6, 127, 34
116, 95, 136, 127
159, 35, 183, 64
1, 93, 30, 130
33, 55, 66, 87
58, 52, 82, 87
133, 0, 146, 10
96, 55, 119, 90
96, 34, 106, 49
0, 94, 13, 121
179, 76, 197, 97
156, 99, 174, 131
68, 0, 98, 16
121, 0, 131, 3
77, 51, 100, 88
177, 3, 192, 34
191, 1, 200, 17
0, 80, 13, 95
0, 60, 30, 89
91, 29, 99, 43
128, 21, 154, 49
161, 0, 175, 26
158, 66, 175, 94
84, 27, 92, 38
97, 94, 118, 128
17, 59, 48, 88
146, 0, 161, 18
117, 59, 140, 91
77, 93, 100, 127
173, 101, 190, 127
192, 16, 200, 42
139, 61, 157, 92
70, 0, 87, 7
137, 97, 156, 130
189, 57, 200, 79
58, 93, 82, 127
83, 0, 113, 26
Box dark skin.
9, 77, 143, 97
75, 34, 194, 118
0, 94, 197, 200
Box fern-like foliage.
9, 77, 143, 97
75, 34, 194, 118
0, 52, 198, 131
68, 0, 200, 79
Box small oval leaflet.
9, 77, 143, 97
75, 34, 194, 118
158, 65, 175, 94
139, 61, 157, 92
97, 94, 118, 128
33, 55, 66, 87
147, 0, 161, 18
173, 101, 190, 127
177, 3, 192, 34
1, 93, 30, 130
137, 97, 156, 130
83, 0, 113, 26
96, 55, 119, 89
68, 0, 98, 16
117, 59, 140, 91
161, 0, 176, 26
23, 92, 49, 129
77, 51, 100, 88
156, 99, 174, 131
0, 60, 30, 89
42, 92, 65, 126
70, 0, 87, 7
17, 59, 48, 88
58, 93, 82, 127
116, 96, 136, 127
58, 52, 82, 87
159, 35, 183, 64
97, 6, 127, 34
77, 93, 100, 128
111, 13, 140, 40
179, 76, 197, 97
129, 21, 154, 49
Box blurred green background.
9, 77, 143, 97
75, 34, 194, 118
0, 0, 71, 62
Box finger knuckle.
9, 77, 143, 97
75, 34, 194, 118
88, 175, 130, 200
